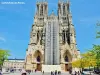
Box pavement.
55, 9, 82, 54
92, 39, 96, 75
2, 72, 71, 75
2, 72, 99, 75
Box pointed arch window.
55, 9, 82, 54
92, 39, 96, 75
64, 55, 69, 62
37, 56, 41, 62
37, 4, 39, 14
62, 30, 66, 44
67, 33, 70, 45
58, 4, 61, 14
37, 30, 39, 44
40, 5, 43, 16
45, 5, 47, 14
40, 29, 43, 45
63, 4, 66, 16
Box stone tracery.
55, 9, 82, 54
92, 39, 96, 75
25, 0, 80, 71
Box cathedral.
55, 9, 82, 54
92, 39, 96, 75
25, 0, 80, 72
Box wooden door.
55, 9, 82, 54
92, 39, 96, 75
36, 64, 42, 71
65, 64, 69, 71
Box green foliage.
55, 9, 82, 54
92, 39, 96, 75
96, 22, 100, 38
94, 22, 100, 67
72, 52, 96, 68
0, 49, 10, 67
90, 45, 100, 67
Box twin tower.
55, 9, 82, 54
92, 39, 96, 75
25, 0, 80, 71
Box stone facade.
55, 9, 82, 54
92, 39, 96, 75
25, 0, 80, 72
3, 59, 25, 70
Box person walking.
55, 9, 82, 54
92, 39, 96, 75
77, 71, 80, 75
55, 70, 57, 75
35, 69, 36, 72
69, 69, 72, 74
52, 71, 54, 75
43, 71, 44, 74
0, 70, 2, 75
0, 72, 2, 75
51, 71, 53, 75
75, 71, 77, 75
21, 69, 27, 75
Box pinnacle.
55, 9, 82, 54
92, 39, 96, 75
37, 0, 47, 2
59, 0, 70, 3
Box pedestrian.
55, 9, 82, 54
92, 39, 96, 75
0, 71, 2, 75
51, 71, 52, 75
35, 69, 36, 72
53, 71, 54, 75
69, 69, 72, 74
21, 73, 27, 75
43, 71, 44, 74
21, 69, 27, 75
75, 71, 77, 75
58, 71, 59, 74
55, 70, 57, 75
78, 71, 80, 75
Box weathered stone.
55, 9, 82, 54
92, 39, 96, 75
25, 0, 80, 72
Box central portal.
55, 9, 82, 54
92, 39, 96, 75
45, 20, 59, 65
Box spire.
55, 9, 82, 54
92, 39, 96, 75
59, 0, 69, 3
52, 10, 54, 13
44, 0, 47, 2
59, 0, 63, 3
50, 10, 55, 16
67, 0, 70, 2
42, 0, 44, 2
67, 0, 70, 6
37, 0, 46, 2
37, 0, 39, 2
67, 0, 70, 13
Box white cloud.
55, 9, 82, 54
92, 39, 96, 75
0, 37, 6, 42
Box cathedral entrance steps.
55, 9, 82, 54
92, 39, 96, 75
42, 65, 61, 72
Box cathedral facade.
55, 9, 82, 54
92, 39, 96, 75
25, 0, 80, 72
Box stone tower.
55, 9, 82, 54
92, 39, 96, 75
25, 0, 80, 71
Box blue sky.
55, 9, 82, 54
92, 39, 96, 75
0, 0, 100, 59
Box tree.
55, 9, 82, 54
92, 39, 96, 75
82, 51, 96, 67
72, 58, 87, 68
91, 22, 100, 68
96, 21, 100, 38
0, 49, 10, 69
90, 45, 100, 68
72, 53, 88, 72
72, 52, 96, 72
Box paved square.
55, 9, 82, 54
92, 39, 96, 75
3, 72, 71, 75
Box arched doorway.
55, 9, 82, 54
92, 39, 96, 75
64, 55, 69, 71
63, 50, 72, 71
34, 50, 42, 71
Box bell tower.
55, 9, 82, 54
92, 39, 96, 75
36, 0, 48, 16
58, 0, 70, 20
58, 0, 71, 45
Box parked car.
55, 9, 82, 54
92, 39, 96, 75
82, 69, 94, 75
21, 73, 27, 75
0, 72, 2, 75
94, 70, 100, 74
